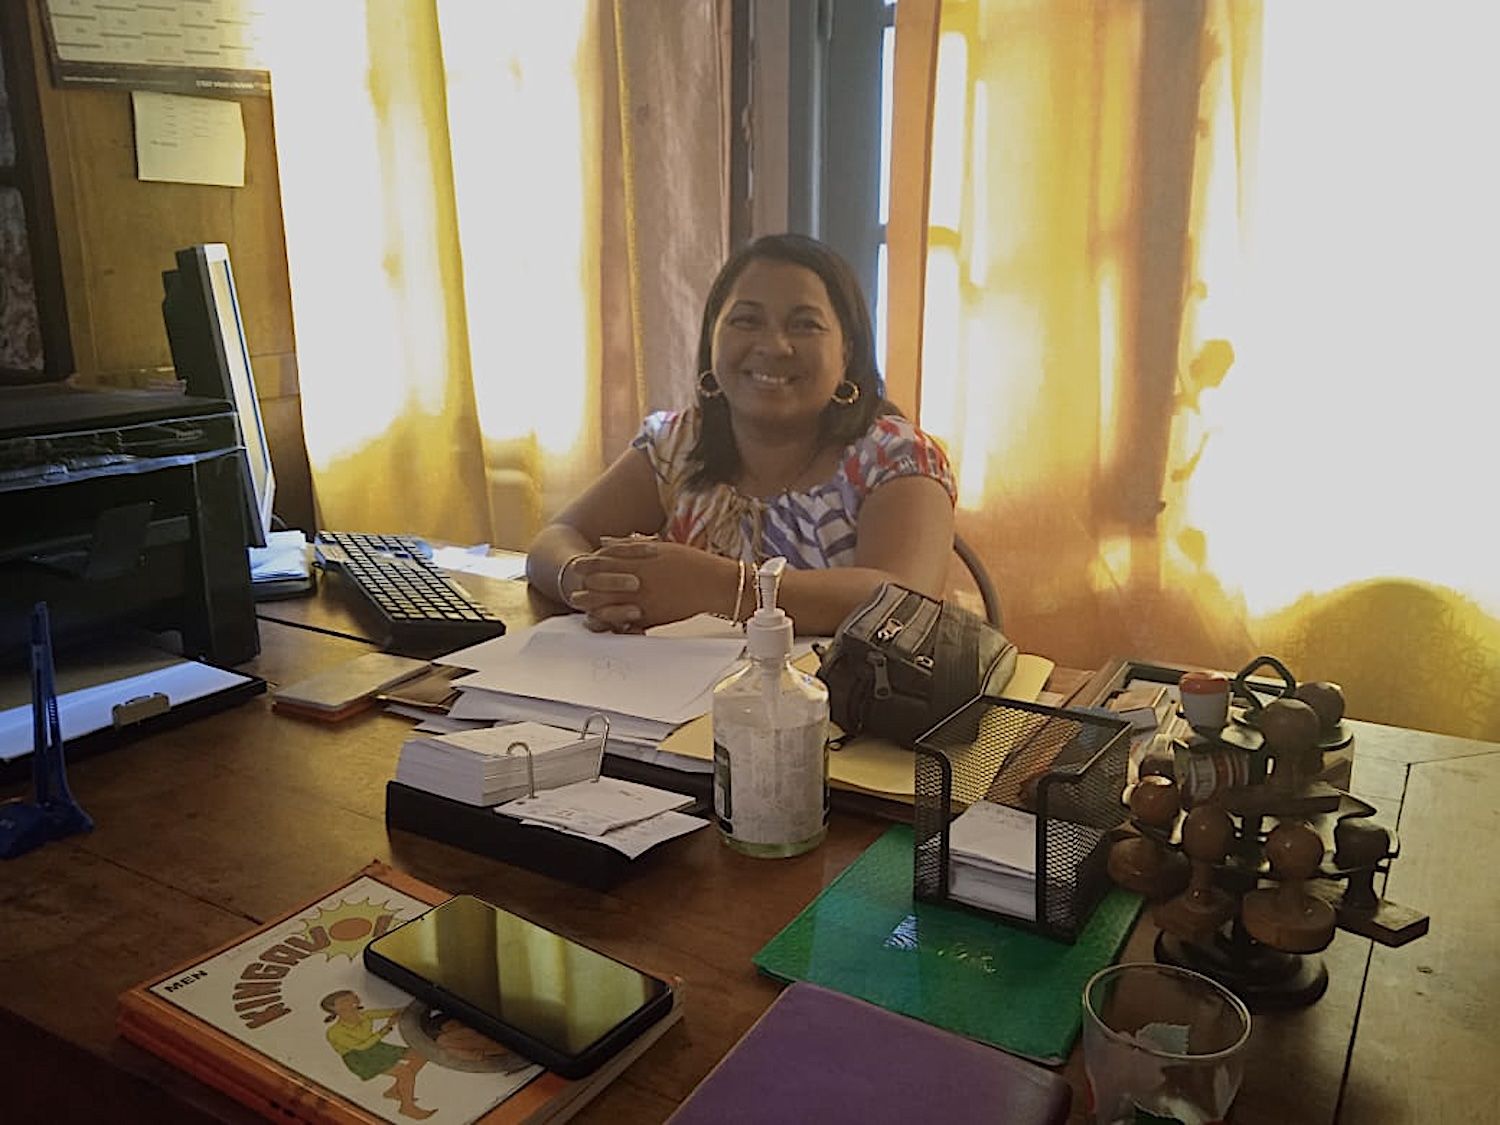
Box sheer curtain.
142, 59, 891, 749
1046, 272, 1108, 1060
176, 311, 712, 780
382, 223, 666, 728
262, 0, 729, 550
892, 0, 1500, 739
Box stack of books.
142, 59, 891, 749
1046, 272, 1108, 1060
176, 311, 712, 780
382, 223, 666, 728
117, 862, 683, 1124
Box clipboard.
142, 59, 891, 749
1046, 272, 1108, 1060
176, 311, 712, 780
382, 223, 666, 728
0, 639, 266, 784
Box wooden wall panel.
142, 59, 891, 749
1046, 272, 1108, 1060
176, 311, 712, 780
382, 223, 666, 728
21, 0, 315, 532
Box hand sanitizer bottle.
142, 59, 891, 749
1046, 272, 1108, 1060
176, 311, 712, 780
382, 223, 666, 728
711, 557, 830, 857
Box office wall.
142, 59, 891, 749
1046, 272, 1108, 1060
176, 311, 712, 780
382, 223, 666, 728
20, 0, 315, 533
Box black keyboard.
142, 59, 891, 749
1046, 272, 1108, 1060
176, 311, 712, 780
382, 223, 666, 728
313, 532, 506, 656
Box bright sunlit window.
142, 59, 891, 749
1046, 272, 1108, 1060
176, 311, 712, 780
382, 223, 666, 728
438, 3, 594, 456
260, 3, 595, 469
1184, 3, 1500, 616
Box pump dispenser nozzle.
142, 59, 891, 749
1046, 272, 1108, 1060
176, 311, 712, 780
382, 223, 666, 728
755, 557, 786, 614
746, 556, 793, 660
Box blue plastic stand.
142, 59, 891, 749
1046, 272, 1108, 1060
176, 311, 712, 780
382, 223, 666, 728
0, 603, 94, 859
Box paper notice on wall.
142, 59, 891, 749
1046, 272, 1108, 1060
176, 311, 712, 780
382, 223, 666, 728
132, 91, 246, 187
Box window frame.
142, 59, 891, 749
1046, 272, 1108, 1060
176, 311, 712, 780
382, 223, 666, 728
737, 0, 890, 310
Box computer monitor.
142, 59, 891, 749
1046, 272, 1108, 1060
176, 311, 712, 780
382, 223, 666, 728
161, 243, 275, 548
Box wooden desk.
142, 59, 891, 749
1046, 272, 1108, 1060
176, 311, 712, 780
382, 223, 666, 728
2, 599, 1496, 1123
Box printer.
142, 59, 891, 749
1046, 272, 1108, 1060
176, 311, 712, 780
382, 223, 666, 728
0, 383, 260, 670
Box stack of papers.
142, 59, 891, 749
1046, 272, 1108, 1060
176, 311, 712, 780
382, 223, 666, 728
430, 616, 753, 771
946, 800, 1038, 921
429, 544, 528, 580
408, 618, 1059, 805
394, 720, 604, 806
248, 529, 311, 582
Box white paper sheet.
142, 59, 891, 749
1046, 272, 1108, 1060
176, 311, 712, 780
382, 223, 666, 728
515, 808, 709, 858
132, 91, 246, 187
249, 529, 311, 581
497, 777, 695, 836
430, 545, 528, 581
445, 689, 679, 744
446, 616, 746, 725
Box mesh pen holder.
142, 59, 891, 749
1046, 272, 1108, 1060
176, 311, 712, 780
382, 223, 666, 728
913, 696, 1133, 943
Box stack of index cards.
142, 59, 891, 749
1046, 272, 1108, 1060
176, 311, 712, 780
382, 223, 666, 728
394, 720, 603, 806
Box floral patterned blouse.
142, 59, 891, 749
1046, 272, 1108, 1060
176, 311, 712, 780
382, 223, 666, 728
630, 407, 956, 567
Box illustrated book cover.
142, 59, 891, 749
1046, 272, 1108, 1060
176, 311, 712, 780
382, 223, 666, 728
117, 861, 681, 1124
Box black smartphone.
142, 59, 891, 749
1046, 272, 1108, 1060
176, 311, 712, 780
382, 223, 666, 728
362, 894, 674, 1079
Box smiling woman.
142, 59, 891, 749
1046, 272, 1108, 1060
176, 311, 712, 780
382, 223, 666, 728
525, 233, 958, 638
702, 258, 852, 472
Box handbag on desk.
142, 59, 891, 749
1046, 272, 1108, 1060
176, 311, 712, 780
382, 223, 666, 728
815, 582, 1018, 748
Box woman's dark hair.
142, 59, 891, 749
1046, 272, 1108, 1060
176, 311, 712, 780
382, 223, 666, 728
687, 233, 889, 487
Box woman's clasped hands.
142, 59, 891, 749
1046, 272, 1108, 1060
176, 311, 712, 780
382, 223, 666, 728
563, 536, 744, 633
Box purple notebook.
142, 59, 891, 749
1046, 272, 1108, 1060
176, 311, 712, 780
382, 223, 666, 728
667, 982, 1072, 1124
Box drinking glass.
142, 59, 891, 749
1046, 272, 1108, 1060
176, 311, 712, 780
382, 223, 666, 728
1081, 962, 1251, 1125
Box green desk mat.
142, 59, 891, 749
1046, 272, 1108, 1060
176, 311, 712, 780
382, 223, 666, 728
753, 824, 1142, 1064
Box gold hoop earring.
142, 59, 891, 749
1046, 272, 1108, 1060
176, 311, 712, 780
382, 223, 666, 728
831, 379, 861, 406
698, 370, 723, 399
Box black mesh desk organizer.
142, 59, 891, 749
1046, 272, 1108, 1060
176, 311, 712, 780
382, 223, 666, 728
913, 696, 1133, 942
